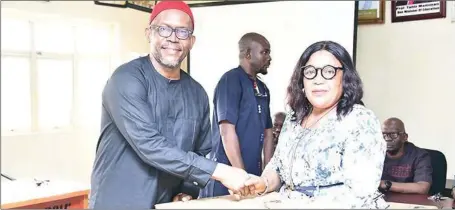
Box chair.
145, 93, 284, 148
424, 148, 447, 195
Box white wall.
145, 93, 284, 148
1, 1, 149, 184
356, 1, 455, 179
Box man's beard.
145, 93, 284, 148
151, 46, 185, 70
387, 148, 400, 156
258, 67, 268, 75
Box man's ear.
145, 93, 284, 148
145, 27, 151, 43
403, 133, 409, 141
246, 49, 251, 59
189, 35, 196, 51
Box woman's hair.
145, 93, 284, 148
287, 41, 363, 122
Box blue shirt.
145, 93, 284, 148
201, 66, 272, 197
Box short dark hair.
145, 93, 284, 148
238, 32, 267, 59
286, 41, 363, 122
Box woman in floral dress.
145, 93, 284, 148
244, 41, 388, 208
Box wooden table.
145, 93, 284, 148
156, 192, 453, 209
1, 179, 90, 209
385, 192, 455, 208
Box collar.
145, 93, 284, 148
144, 55, 186, 83
237, 65, 263, 82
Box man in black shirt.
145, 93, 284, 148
379, 117, 432, 194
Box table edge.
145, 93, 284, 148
0, 189, 90, 209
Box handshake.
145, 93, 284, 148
173, 164, 269, 202
213, 163, 268, 197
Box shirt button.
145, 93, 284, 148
193, 182, 198, 186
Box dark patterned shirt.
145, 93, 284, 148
381, 142, 433, 184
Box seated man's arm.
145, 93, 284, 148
384, 151, 432, 194
384, 181, 431, 194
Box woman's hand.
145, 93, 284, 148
244, 174, 267, 196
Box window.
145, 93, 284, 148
75, 57, 110, 128
1, 19, 31, 52
75, 25, 111, 55
1, 17, 115, 134
36, 58, 74, 130
34, 22, 75, 54
1, 56, 32, 132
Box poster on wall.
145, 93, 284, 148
358, 0, 385, 24
127, 1, 155, 13
94, 1, 127, 8
391, 0, 446, 23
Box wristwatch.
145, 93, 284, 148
384, 180, 392, 192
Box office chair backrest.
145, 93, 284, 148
424, 148, 447, 195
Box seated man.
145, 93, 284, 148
272, 112, 286, 152
379, 117, 433, 194
262, 112, 285, 170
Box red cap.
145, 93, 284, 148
150, 1, 194, 29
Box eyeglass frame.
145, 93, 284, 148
382, 132, 406, 140
149, 25, 193, 40
301, 65, 344, 80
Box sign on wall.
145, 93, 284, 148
391, 0, 446, 23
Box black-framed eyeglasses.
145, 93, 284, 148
382, 132, 405, 140
301, 65, 343, 80
150, 25, 193, 40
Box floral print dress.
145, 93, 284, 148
264, 105, 389, 208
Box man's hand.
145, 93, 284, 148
212, 163, 250, 196
172, 193, 192, 202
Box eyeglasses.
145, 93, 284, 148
150, 25, 193, 40
382, 132, 405, 140
301, 65, 343, 80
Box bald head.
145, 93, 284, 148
382, 117, 406, 133
272, 112, 286, 146
274, 112, 286, 122
237, 32, 272, 75
382, 117, 408, 155
238, 32, 269, 59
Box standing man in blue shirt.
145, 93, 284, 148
200, 32, 274, 197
